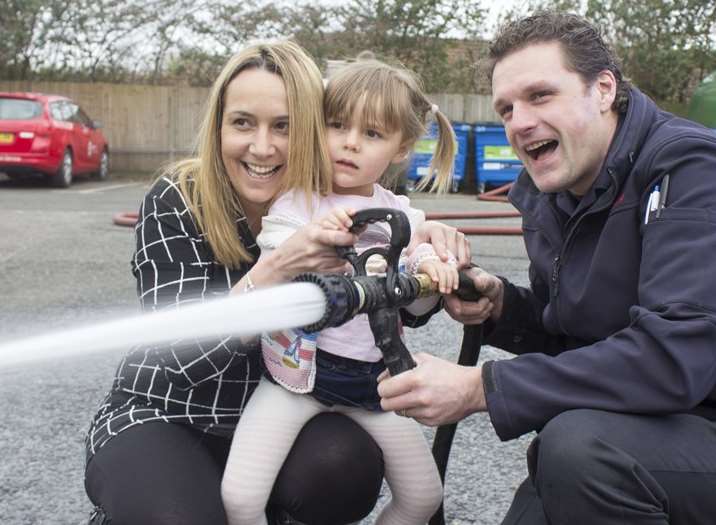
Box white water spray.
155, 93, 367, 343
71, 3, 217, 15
0, 282, 327, 368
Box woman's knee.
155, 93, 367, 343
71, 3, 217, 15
85, 423, 227, 525
272, 412, 384, 524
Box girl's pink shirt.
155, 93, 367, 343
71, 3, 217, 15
258, 184, 430, 362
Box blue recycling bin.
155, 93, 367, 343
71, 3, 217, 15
407, 121, 471, 192
474, 124, 523, 190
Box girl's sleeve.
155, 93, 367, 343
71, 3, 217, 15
392, 194, 451, 320
256, 190, 312, 260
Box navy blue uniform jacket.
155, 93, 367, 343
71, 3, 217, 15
482, 87, 716, 441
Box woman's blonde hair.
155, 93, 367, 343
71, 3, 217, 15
324, 59, 456, 193
166, 41, 331, 268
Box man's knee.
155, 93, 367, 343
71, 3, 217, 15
529, 409, 613, 489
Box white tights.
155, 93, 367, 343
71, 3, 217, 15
221, 378, 443, 525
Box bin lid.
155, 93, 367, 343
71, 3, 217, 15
474, 123, 505, 132
688, 71, 716, 128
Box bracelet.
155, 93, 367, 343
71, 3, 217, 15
243, 272, 256, 293
409, 253, 441, 275
409, 251, 458, 275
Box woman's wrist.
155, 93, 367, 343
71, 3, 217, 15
252, 251, 291, 286
231, 255, 284, 296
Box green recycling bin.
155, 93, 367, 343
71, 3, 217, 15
688, 71, 716, 129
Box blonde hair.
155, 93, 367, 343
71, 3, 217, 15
324, 59, 456, 193
166, 41, 331, 268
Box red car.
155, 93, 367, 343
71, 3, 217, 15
0, 92, 109, 187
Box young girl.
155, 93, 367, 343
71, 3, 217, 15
221, 59, 458, 525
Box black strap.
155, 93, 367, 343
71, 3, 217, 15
429, 323, 483, 525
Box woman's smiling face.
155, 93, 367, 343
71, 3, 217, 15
221, 68, 289, 214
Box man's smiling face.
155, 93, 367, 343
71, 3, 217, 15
492, 41, 618, 196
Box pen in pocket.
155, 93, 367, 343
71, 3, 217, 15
644, 183, 660, 224
656, 174, 670, 218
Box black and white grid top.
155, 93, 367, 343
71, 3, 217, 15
85, 176, 262, 461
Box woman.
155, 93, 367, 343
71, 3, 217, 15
84, 41, 468, 525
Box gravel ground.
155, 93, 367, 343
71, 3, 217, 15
0, 175, 532, 525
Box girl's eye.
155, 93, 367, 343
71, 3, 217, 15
327, 121, 343, 130
366, 129, 382, 139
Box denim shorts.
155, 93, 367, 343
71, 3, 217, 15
311, 349, 386, 412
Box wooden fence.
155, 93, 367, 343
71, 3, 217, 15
0, 81, 499, 172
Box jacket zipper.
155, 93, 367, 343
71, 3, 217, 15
552, 168, 619, 333
551, 255, 561, 298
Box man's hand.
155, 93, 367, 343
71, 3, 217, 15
377, 352, 486, 426
445, 266, 504, 324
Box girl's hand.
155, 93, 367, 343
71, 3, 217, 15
409, 221, 471, 268
319, 207, 355, 232
418, 258, 459, 295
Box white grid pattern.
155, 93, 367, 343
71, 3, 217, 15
86, 177, 262, 460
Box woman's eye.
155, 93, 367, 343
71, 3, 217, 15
275, 120, 289, 133
233, 118, 251, 128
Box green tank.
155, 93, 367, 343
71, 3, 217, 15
688, 71, 716, 128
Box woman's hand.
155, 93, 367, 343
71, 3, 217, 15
258, 220, 358, 283
408, 221, 471, 268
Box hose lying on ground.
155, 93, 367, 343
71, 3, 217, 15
113, 182, 522, 235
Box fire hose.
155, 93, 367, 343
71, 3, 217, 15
113, 183, 523, 236
293, 207, 483, 525
424, 183, 522, 236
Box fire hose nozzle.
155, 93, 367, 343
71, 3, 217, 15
293, 270, 481, 333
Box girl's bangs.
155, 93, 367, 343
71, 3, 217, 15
325, 69, 407, 133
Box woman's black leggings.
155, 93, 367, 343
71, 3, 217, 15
85, 413, 384, 525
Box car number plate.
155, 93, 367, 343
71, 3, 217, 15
0, 133, 14, 144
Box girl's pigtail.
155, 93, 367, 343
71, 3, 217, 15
415, 104, 456, 193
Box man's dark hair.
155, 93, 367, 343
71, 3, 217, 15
488, 11, 630, 113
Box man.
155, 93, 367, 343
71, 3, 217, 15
378, 11, 716, 525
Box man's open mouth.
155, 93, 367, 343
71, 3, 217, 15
524, 139, 558, 161
242, 162, 282, 178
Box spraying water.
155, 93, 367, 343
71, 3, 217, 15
0, 282, 326, 368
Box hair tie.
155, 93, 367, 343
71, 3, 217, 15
430, 103, 439, 115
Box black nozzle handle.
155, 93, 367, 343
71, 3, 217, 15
384, 343, 417, 376
454, 270, 483, 302
335, 208, 411, 276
